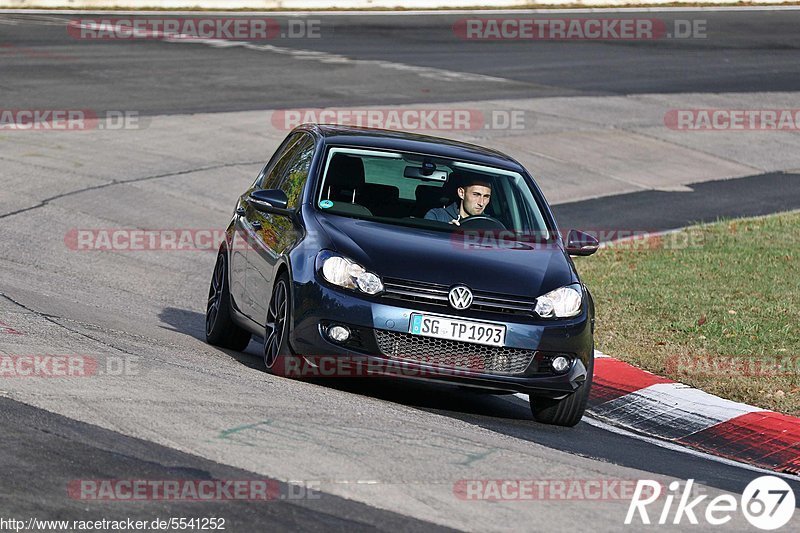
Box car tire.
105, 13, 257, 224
530, 352, 593, 427
263, 272, 293, 375
206, 249, 252, 351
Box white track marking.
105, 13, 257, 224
591, 382, 764, 439
511, 393, 798, 481
582, 416, 800, 481
68, 21, 512, 84
0, 14, 72, 25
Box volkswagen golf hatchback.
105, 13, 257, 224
206, 124, 599, 426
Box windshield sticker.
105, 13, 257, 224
319, 200, 334, 209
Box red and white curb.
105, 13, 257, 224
586, 351, 800, 475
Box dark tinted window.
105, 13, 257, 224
276, 135, 315, 208
260, 133, 303, 190
317, 147, 550, 236
259, 133, 315, 208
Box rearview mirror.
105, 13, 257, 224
565, 229, 599, 256
403, 166, 447, 181
249, 189, 290, 213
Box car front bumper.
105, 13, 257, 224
288, 282, 593, 398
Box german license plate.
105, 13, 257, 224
409, 313, 506, 347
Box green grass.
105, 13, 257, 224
574, 211, 800, 416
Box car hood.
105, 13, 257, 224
316, 214, 576, 298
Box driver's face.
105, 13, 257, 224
458, 185, 491, 216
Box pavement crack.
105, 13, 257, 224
0, 291, 267, 381
0, 160, 262, 221
0, 292, 138, 358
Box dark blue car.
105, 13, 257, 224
206, 124, 599, 426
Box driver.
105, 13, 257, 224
424, 177, 492, 226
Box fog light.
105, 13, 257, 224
327, 325, 350, 343
552, 356, 571, 373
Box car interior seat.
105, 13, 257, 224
360, 183, 401, 217
323, 154, 365, 203
414, 184, 446, 217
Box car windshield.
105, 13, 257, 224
316, 147, 552, 240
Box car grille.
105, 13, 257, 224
373, 329, 537, 375
381, 277, 536, 316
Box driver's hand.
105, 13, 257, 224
448, 218, 460, 226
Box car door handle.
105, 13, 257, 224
251, 220, 262, 230
236, 206, 246, 216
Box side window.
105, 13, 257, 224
274, 134, 315, 208
253, 164, 269, 188
259, 133, 305, 190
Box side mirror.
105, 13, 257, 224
565, 229, 599, 256
249, 189, 289, 213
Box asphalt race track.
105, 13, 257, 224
3, 10, 800, 114
1, 9, 800, 532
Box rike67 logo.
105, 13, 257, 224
626, 477, 795, 530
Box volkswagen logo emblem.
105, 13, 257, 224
448, 285, 473, 310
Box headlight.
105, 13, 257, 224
316, 251, 384, 295
535, 284, 582, 318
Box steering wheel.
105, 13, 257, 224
458, 214, 507, 231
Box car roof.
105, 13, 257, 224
297, 123, 526, 173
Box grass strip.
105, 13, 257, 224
575, 211, 799, 415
